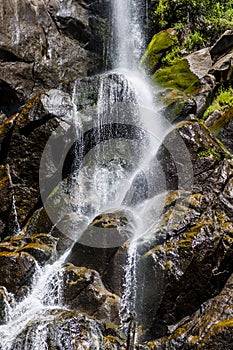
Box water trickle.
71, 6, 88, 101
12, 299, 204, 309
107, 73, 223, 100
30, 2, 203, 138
13, 0, 21, 44
6, 165, 21, 235
11, 195, 21, 235
120, 242, 138, 333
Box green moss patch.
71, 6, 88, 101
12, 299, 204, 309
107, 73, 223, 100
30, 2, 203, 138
140, 29, 178, 72
152, 58, 200, 94
197, 148, 221, 159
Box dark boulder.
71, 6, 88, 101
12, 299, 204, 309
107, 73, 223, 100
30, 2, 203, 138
157, 121, 227, 193
9, 309, 126, 350
62, 264, 120, 324
210, 30, 233, 60
150, 273, 233, 349
0, 0, 109, 103
0, 251, 36, 298
209, 52, 233, 82
66, 211, 135, 282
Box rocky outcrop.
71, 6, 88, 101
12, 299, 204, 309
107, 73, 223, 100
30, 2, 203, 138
137, 188, 233, 340
62, 264, 120, 324
210, 52, 233, 82
134, 120, 233, 341
157, 121, 228, 192
0, 0, 109, 117
8, 309, 126, 350
0, 251, 36, 298
1, 92, 60, 229
210, 30, 233, 60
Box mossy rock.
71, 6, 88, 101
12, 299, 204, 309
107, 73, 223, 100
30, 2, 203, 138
209, 106, 233, 135
153, 58, 200, 94
62, 264, 120, 324
141, 29, 178, 72
135, 182, 233, 341
152, 58, 201, 121
16, 242, 55, 265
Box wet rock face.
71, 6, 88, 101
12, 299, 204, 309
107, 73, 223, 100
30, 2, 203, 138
0, 286, 12, 325
0, 8, 233, 350
0, 93, 60, 230
136, 187, 233, 341
0, 252, 36, 298
150, 273, 233, 349
10, 309, 126, 350
133, 121, 233, 341
62, 264, 120, 324
0, 72, 145, 240
0, 0, 109, 106
66, 211, 134, 286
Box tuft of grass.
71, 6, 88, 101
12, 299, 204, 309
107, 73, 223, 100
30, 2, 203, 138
197, 148, 221, 159
203, 86, 233, 119
184, 31, 205, 52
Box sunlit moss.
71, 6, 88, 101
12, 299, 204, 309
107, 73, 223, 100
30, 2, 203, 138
140, 29, 178, 72
152, 59, 199, 95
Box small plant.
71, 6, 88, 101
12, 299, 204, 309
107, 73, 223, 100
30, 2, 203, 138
161, 45, 181, 66
204, 86, 233, 119
154, 0, 171, 28
184, 31, 204, 52
197, 148, 221, 159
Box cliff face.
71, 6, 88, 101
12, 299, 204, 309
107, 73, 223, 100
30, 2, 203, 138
0, 1, 233, 349
0, 0, 109, 117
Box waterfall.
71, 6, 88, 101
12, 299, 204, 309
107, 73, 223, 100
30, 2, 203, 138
109, 0, 170, 336
111, 0, 146, 69
0, 0, 171, 348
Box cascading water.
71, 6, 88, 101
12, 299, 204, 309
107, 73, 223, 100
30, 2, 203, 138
108, 0, 170, 337
0, 251, 69, 350
0, 0, 171, 348
111, 0, 145, 68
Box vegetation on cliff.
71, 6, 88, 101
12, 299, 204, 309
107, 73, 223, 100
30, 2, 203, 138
153, 0, 233, 51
